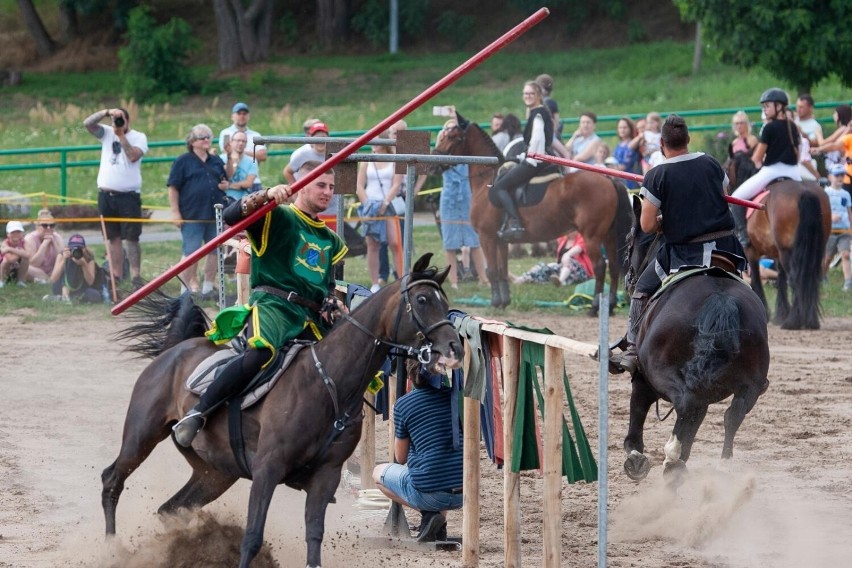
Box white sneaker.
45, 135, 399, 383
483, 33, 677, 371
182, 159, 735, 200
370, 283, 381, 293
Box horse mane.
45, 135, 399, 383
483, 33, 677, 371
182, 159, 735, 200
466, 122, 505, 162
114, 288, 211, 359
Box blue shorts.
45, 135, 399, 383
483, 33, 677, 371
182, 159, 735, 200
379, 464, 462, 512
180, 221, 218, 256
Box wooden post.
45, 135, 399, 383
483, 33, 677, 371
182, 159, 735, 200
542, 345, 564, 568
503, 335, 522, 568
462, 342, 480, 567
360, 391, 376, 490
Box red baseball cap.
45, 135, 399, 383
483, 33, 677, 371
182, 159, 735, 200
308, 122, 329, 136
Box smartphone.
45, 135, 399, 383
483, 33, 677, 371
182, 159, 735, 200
223, 134, 230, 147
432, 106, 453, 117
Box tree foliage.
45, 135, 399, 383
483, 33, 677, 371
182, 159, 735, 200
118, 6, 198, 101
676, 0, 852, 94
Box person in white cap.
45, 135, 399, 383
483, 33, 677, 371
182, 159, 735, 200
1, 220, 31, 287
219, 102, 267, 191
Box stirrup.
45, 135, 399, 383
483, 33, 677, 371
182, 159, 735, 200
172, 410, 206, 448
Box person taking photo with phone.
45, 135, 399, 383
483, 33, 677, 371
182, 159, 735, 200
83, 106, 148, 291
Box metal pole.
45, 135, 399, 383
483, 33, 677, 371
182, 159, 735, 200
402, 165, 416, 275
254, 136, 396, 147
525, 152, 764, 210
389, 0, 399, 54
597, 293, 610, 568
214, 204, 226, 310
112, 7, 550, 316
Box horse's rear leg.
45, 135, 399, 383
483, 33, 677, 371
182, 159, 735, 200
664, 400, 708, 484
303, 467, 343, 567
623, 376, 657, 481
158, 460, 238, 517
722, 382, 766, 459
774, 264, 791, 326
102, 420, 172, 534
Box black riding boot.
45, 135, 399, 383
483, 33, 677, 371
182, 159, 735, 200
493, 189, 526, 241
609, 295, 648, 375
172, 348, 270, 447
731, 204, 750, 249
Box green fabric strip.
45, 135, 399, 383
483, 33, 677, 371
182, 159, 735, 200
508, 324, 597, 484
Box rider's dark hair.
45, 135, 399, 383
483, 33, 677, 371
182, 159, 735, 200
661, 114, 689, 150
835, 104, 852, 127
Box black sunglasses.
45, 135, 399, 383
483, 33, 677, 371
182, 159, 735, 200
40, 223, 56, 229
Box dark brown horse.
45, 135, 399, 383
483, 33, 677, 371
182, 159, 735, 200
622, 196, 770, 483
433, 123, 633, 313
727, 152, 830, 329
103, 253, 462, 568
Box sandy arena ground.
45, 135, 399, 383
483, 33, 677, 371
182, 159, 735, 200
1, 307, 851, 567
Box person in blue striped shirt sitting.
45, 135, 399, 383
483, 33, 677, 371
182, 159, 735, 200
372, 364, 463, 542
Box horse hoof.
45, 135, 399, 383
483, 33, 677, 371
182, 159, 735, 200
663, 459, 687, 488
624, 451, 651, 481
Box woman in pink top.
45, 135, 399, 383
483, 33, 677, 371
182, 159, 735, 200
729, 111, 759, 156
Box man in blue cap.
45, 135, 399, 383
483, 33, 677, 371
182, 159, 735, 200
219, 102, 267, 191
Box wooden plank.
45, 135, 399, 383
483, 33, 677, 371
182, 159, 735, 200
502, 335, 522, 568
542, 346, 564, 568
480, 322, 596, 357
462, 385, 481, 566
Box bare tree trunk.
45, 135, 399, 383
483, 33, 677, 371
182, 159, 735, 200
214, 0, 273, 71
317, 0, 349, 48
58, 1, 79, 43
692, 21, 702, 75
17, 0, 56, 57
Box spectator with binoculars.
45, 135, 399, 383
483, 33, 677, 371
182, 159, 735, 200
43, 234, 106, 303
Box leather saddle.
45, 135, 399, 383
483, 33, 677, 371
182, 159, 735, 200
496, 161, 562, 208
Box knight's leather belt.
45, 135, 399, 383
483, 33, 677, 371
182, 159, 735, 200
688, 229, 733, 243
254, 285, 322, 313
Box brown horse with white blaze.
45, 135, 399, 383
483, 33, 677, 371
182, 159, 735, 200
102, 253, 462, 568
434, 122, 632, 313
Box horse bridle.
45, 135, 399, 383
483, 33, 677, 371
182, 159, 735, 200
308, 276, 454, 437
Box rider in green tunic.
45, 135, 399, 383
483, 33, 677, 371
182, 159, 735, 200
173, 161, 347, 447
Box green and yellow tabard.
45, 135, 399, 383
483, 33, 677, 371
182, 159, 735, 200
206, 203, 347, 356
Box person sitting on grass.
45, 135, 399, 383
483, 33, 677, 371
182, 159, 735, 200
1, 221, 30, 288
44, 233, 105, 303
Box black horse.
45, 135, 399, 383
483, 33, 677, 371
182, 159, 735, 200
102, 253, 462, 568
622, 197, 770, 482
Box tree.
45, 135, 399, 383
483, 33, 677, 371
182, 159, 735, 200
316, 0, 350, 48
17, 0, 57, 57
212, 0, 274, 71
675, 0, 852, 95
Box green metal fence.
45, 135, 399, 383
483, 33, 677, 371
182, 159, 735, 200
1, 102, 847, 201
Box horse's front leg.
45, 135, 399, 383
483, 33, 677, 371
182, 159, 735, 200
623, 374, 656, 481
239, 457, 284, 568
747, 255, 768, 312
722, 382, 765, 459
304, 465, 344, 567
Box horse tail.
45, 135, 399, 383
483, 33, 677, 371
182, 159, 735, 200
682, 292, 741, 391
114, 289, 211, 359
783, 190, 824, 329
612, 179, 633, 273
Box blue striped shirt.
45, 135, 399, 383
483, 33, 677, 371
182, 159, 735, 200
394, 386, 463, 492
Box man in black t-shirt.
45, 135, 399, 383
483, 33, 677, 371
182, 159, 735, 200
610, 115, 746, 375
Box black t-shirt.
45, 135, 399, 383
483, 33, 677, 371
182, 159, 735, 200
640, 153, 733, 244
759, 119, 799, 166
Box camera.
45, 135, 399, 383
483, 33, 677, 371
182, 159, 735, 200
71, 247, 84, 260
113, 115, 125, 128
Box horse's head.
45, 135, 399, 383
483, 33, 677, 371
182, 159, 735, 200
382, 253, 462, 375
725, 151, 757, 194
624, 195, 660, 297
433, 122, 504, 163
